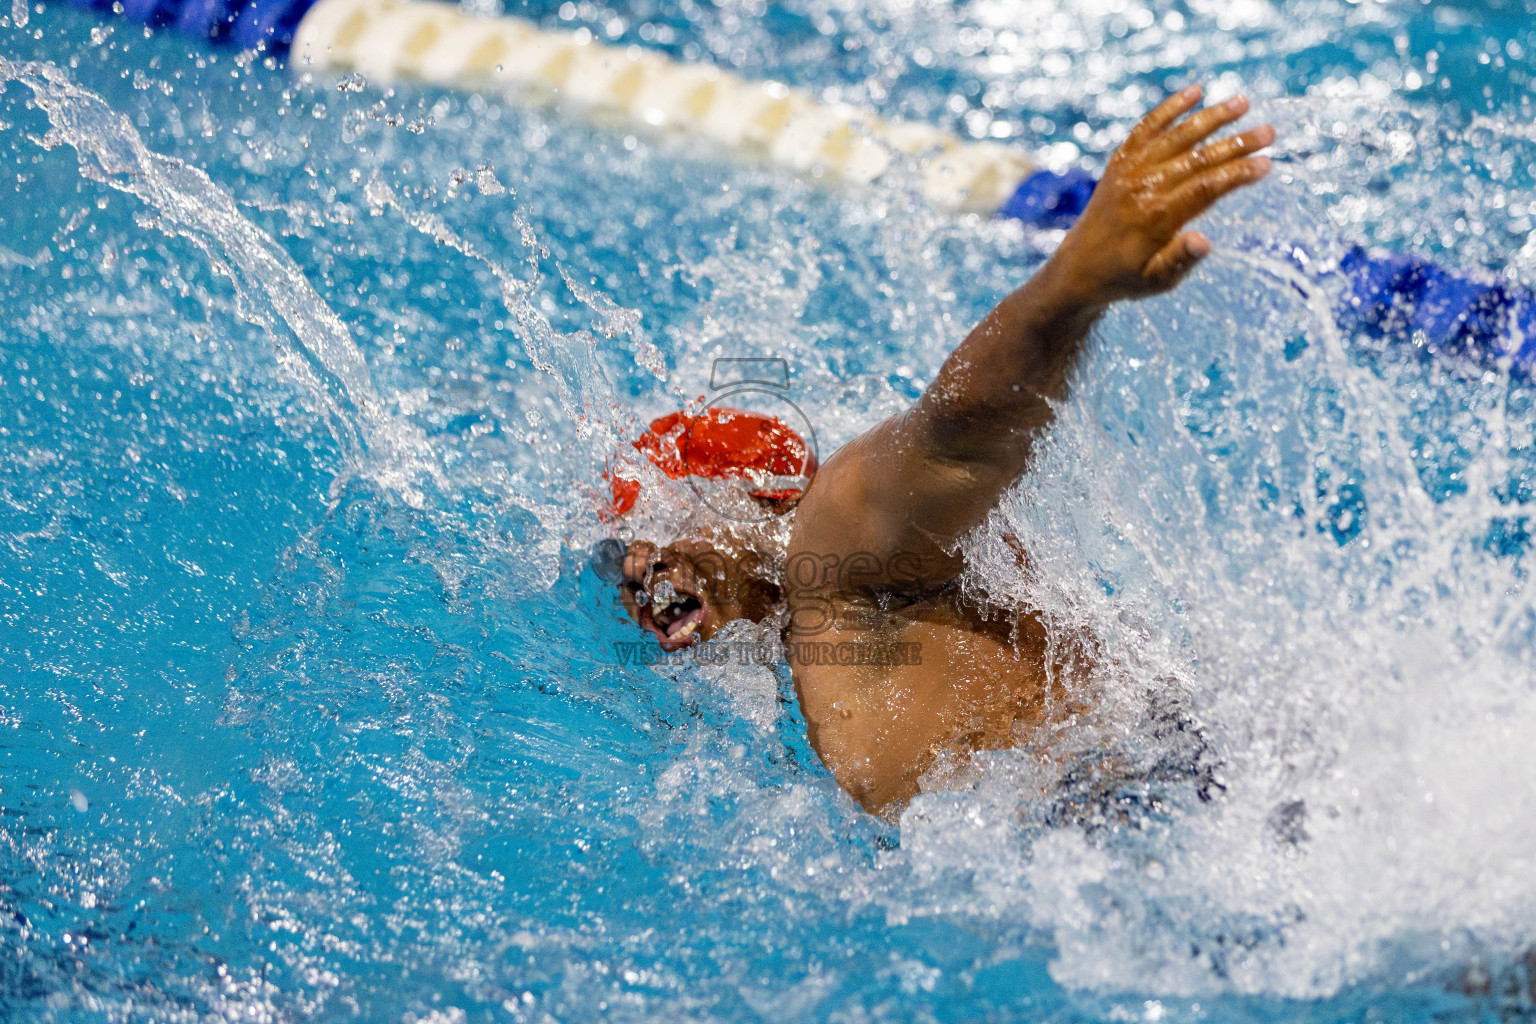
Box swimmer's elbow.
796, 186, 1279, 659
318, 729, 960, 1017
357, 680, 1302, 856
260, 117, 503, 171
832, 755, 919, 819
805, 714, 926, 817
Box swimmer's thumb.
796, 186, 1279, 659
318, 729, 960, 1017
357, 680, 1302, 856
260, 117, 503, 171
1142, 230, 1210, 293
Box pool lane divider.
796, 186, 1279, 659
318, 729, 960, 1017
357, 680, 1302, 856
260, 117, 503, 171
59, 0, 1536, 375
291, 0, 1046, 215
1335, 246, 1536, 375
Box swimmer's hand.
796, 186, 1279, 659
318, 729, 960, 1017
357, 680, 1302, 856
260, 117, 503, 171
1052, 85, 1274, 307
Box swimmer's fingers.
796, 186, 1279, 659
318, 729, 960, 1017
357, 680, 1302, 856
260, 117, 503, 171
1162, 154, 1272, 229
1142, 95, 1251, 165
1145, 124, 1276, 190
1142, 231, 1210, 291
1058, 91, 1271, 304
1120, 85, 1203, 158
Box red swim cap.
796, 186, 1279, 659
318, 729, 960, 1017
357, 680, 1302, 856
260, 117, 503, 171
608, 406, 818, 516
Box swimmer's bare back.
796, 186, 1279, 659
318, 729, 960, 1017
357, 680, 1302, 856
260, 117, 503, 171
786, 87, 1275, 813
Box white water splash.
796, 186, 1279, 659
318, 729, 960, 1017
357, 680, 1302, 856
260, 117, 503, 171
6, 13, 1536, 1015
362, 171, 664, 438
0, 56, 441, 506
944, 230, 1536, 997
0, 58, 701, 596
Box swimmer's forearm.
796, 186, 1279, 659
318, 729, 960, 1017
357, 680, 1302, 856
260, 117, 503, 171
914, 256, 1106, 463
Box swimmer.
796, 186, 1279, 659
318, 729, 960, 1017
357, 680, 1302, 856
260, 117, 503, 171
600, 86, 1275, 815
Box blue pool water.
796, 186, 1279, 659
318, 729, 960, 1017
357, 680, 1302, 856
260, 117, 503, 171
3, 0, 1536, 1020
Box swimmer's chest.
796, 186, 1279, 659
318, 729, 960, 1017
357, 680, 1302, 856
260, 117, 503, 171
786, 593, 1051, 811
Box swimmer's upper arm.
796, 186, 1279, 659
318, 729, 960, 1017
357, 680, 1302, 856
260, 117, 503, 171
790, 407, 1029, 590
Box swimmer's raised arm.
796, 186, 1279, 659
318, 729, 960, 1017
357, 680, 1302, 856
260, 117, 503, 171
793, 87, 1274, 586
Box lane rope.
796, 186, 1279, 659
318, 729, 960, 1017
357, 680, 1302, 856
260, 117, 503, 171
288, 0, 1041, 214
56, 0, 1536, 375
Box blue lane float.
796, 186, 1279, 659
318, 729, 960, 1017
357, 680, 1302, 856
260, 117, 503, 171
173, 0, 244, 41
998, 168, 1097, 230
64, 0, 316, 46
1002, 172, 1536, 378
1335, 246, 1536, 375
230, 0, 314, 48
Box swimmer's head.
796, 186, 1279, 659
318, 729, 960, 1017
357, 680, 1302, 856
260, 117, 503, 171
593, 406, 815, 649
593, 533, 783, 651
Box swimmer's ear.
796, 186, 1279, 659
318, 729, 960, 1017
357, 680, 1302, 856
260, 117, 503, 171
740, 564, 784, 609
754, 576, 784, 609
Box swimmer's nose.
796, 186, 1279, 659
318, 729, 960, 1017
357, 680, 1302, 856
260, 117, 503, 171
622, 540, 658, 584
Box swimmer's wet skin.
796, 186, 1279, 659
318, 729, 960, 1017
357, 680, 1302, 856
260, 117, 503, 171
611, 87, 1275, 816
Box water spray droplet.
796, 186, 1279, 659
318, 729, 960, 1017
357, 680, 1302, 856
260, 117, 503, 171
474, 164, 507, 196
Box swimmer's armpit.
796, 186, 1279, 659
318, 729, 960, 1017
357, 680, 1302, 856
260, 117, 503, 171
789, 86, 1275, 592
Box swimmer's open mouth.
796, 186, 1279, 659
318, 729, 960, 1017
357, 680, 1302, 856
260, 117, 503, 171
639, 592, 706, 651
